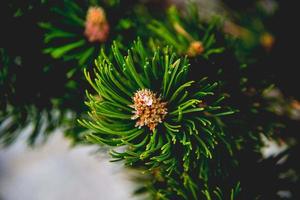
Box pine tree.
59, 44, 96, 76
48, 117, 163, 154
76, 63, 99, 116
0, 0, 299, 199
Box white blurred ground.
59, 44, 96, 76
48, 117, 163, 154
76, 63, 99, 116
0, 128, 139, 200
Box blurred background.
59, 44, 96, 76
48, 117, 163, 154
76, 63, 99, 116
0, 128, 138, 200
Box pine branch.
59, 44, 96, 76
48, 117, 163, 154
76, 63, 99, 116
79, 39, 237, 199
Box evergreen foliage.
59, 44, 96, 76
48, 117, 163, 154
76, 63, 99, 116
80, 39, 238, 199
0, 0, 299, 199
147, 5, 224, 58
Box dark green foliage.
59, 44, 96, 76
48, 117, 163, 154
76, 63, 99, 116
79, 39, 238, 199
0, 1, 90, 146
1, 0, 143, 145
39, 0, 145, 78
1, 1, 299, 199
78, 3, 299, 199
221, 0, 278, 64
39, 0, 107, 77
148, 5, 224, 58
